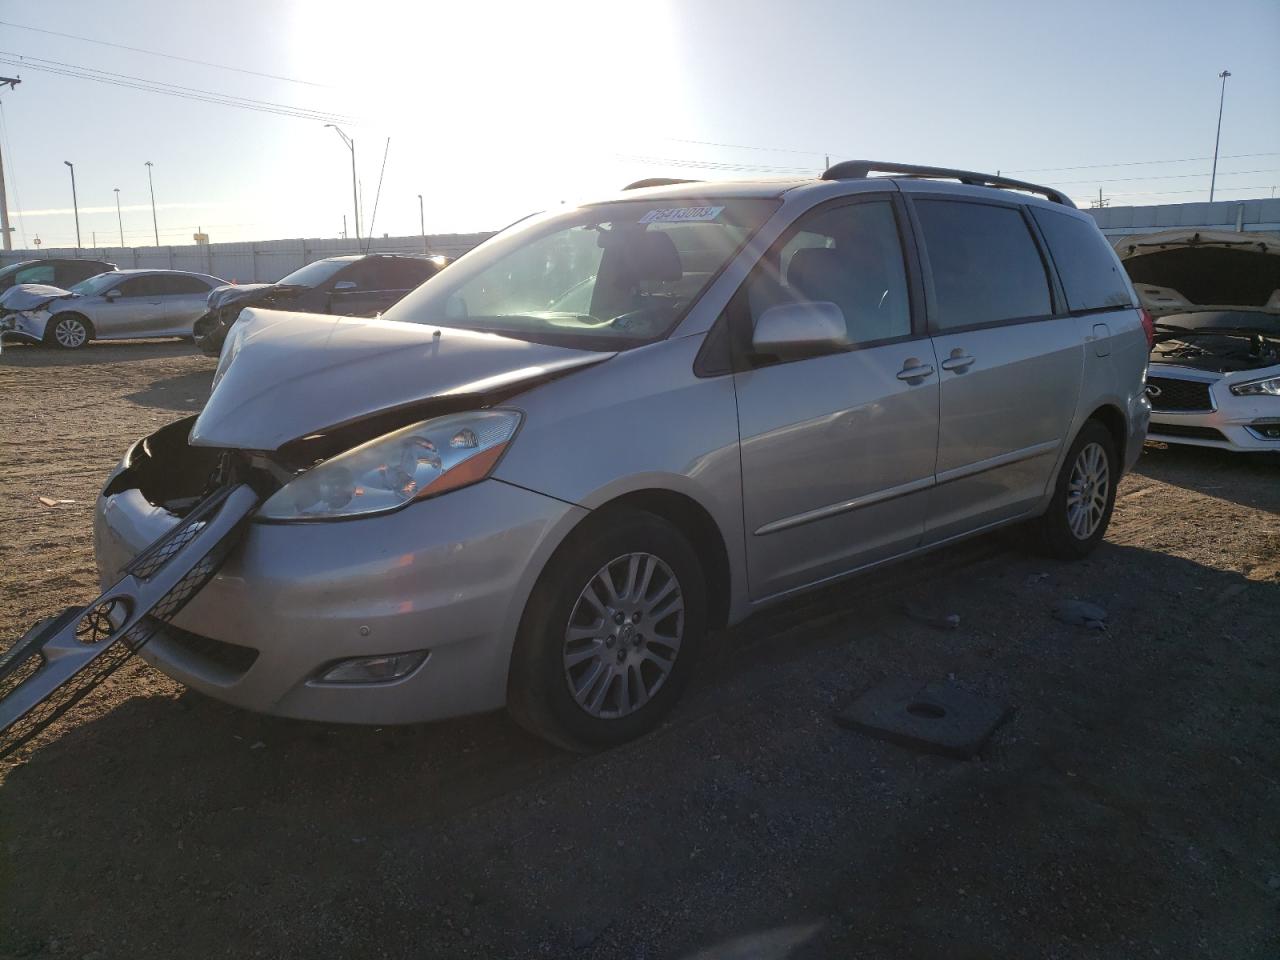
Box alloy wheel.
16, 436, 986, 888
1066, 441, 1109, 540
562, 552, 684, 719
54, 318, 87, 348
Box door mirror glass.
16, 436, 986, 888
333, 280, 358, 291
103, 287, 122, 300
752, 301, 849, 356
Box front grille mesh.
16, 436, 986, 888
1146, 377, 1212, 412
1149, 423, 1227, 442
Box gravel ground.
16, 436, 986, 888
1, 339, 1278, 960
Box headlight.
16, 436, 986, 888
1230, 376, 1280, 397
257, 410, 521, 521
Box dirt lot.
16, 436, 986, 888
1, 340, 1278, 959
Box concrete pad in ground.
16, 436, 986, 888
835, 678, 1012, 759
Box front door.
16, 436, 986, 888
92, 275, 162, 337
733, 196, 940, 600
907, 195, 1083, 542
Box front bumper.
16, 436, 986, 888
95, 474, 586, 724
1146, 376, 1280, 453
0, 311, 48, 344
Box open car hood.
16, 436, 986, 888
206, 282, 283, 311
190, 308, 613, 451
1117, 229, 1280, 318
0, 283, 76, 313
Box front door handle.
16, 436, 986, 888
941, 351, 976, 372
896, 360, 935, 382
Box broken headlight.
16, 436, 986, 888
1230, 376, 1280, 397
257, 410, 521, 521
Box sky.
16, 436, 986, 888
0, 0, 1277, 249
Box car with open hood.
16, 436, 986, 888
92, 162, 1150, 749
0, 268, 226, 349
1118, 229, 1280, 451
192, 253, 449, 356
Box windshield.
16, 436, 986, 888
69, 273, 121, 296
383, 198, 779, 349
277, 258, 354, 288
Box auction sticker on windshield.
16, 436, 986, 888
639, 206, 725, 224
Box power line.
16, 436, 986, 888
0, 19, 332, 88
1007, 152, 1280, 174
1054, 167, 1280, 186
614, 152, 816, 174
0, 53, 351, 123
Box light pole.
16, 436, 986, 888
1209, 69, 1231, 202
144, 161, 159, 245
418, 193, 427, 255
113, 187, 124, 247
63, 161, 81, 249
325, 124, 360, 242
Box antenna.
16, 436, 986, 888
362, 137, 390, 256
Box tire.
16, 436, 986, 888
44, 313, 92, 350
1030, 420, 1119, 559
507, 510, 707, 751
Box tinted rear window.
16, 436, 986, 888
1032, 208, 1133, 312
914, 199, 1052, 330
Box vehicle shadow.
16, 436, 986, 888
1136, 440, 1280, 513
125, 370, 215, 412
2, 537, 1276, 959
0, 339, 204, 368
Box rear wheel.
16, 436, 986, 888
44, 313, 92, 350
507, 510, 707, 751
1031, 420, 1118, 559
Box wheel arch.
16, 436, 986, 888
47, 310, 96, 343
1083, 402, 1127, 459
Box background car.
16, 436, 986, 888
1118, 229, 1280, 452
0, 258, 116, 297
1, 268, 226, 349
193, 253, 449, 355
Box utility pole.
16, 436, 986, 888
342, 213, 347, 239
113, 187, 123, 246
144, 161, 159, 245
325, 124, 360, 241
418, 193, 427, 255
64, 160, 81, 249
1209, 69, 1231, 202
0, 76, 19, 252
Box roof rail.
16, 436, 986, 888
622, 177, 700, 191
821, 160, 1074, 208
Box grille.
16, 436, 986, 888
1149, 423, 1227, 442
1145, 377, 1212, 412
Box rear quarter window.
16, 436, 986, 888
1031, 208, 1133, 312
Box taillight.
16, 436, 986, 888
1139, 308, 1155, 349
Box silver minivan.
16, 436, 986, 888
93, 162, 1151, 749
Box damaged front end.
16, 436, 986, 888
0, 284, 77, 351
192, 283, 303, 357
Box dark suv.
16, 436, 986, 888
0, 258, 116, 295
193, 254, 448, 355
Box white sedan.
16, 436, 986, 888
0, 268, 225, 349
1118, 229, 1280, 452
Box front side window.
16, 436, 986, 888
383, 198, 779, 349
915, 199, 1052, 330
1031, 208, 1133, 312
745, 199, 911, 347
15, 264, 55, 284
277, 258, 354, 289
115, 276, 156, 298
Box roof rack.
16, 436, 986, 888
821, 160, 1074, 208
622, 177, 700, 191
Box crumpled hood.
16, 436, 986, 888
206, 282, 285, 311
190, 308, 613, 450
0, 283, 76, 313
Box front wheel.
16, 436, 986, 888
507, 510, 707, 751
45, 314, 91, 350
1030, 420, 1118, 559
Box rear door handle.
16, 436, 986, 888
941, 352, 976, 372
896, 360, 935, 382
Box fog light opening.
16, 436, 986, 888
317, 651, 429, 684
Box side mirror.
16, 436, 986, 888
104, 287, 122, 300
751, 301, 848, 357
333, 280, 358, 291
